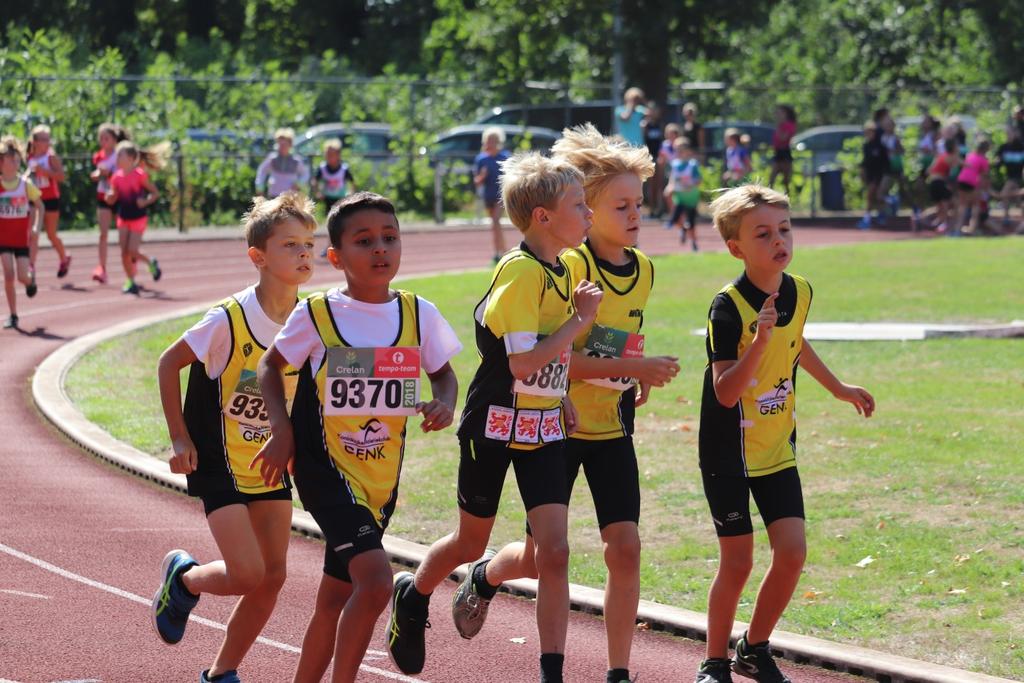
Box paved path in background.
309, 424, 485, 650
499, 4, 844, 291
0, 222, 904, 682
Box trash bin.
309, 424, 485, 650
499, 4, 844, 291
818, 165, 845, 211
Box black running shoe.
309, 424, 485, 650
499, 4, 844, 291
3, 314, 17, 329
731, 633, 791, 682
25, 269, 37, 298
386, 571, 430, 674
696, 658, 733, 683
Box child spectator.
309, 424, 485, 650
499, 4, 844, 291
668, 138, 703, 251
255, 128, 309, 199
312, 138, 355, 212
722, 129, 751, 186
769, 105, 797, 196
105, 140, 169, 294
859, 121, 889, 229
474, 126, 512, 263
255, 192, 461, 683
694, 184, 874, 683
952, 137, 991, 236
0, 135, 41, 329
26, 125, 70, 279
926, 138, 959, 233
89, 122, 129, 284
385, 153, 602, 683
614, 87, 648, 148
152, 193, 317, 682
995, 125, 1024, 225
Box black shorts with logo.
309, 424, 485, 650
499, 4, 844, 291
200, 487, 292, 517
0, 246, 30, 258
457, 438, 569, 518
701, 466, 804, 537
309, 503, 385, 583
565, 436, 640, 528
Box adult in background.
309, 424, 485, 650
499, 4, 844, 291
614, 87, 648, 148
255, 128, 309, 199
681, 102, 706, 160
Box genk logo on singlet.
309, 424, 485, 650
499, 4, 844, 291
340, 418, 390, 461
545, 275, 554, 290
756, 378, 792, 416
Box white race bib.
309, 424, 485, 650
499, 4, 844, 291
513, 348, 570, 397
582, 324, 644, 391
223, 369, 270, 428
324, 347, 420, 416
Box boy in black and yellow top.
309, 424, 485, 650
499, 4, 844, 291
153, 193, 316, 683
695, 185, 875, 683
453, 125, 681, 683
386, 152, 603, 683
254, 192, 461, 683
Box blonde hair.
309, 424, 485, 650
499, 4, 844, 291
274, 127, 295, 141
0, 135, 25, 163
116, 140, 172, 171
322, 138, 342, 154
683, 102, 698, 115
27, 125, 54, 157
624, 87, 645, 103
672, 137, 691, 153
500, 151, 584, 232
709, 183, 790, 242
482, 126, 506, 146
243, 192, 317, 250
664, 123, 682, 137
550, 123, 654, 204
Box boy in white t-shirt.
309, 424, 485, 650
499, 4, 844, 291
152, 193, 317, 683
253, 191, 462, 683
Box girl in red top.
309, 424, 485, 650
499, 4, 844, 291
26, 125, 70, 279
0, 136, 43, 329
769, 105, 797, 196
105, 140, 169, 295
89, 123, 129, 284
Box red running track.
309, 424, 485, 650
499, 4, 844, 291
1, 222, 899, 682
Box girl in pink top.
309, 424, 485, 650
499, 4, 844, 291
953, 139, 991, 235
769, 105, 797, 196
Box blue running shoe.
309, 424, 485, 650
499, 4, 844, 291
152, 549, 199, 645
201, 670, 241, 682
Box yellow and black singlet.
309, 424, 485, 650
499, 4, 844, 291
183, 296, 298, 496
563, 241, 654, 440
457, 243, 575, 451
698, 272, 812, 477
291, 290, 421, 528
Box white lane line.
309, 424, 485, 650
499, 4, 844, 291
0, 542, 425, 683
1, 588, 51, 599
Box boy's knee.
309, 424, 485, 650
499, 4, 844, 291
358, 574, 394, 612
719, 553, 754, 580
261, 563, 287, 594
534, 538, 570, 576
229, 560, 267, 594
773, 540, 807, 572
604, 534, 641, 574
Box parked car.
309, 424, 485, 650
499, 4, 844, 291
701, 121, 775, 157
791, 125, 863, 166
478, 101, 619, 134
424, 124, 562, 164
294, 122, 393, 160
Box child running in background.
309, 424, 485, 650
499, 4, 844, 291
722, 129, 751, 186
447, 124, 680, 683
925, 138, 959, 233
659, 123, 682, 221
386, 154, 602, 683
0, 135, 42, 329
105, 139, 169, 294
90, 122, 129, 284
255, 128, 309, 199
909, 114, 940, 231
668, 138, 703, 251
859, 121, 889, 229
255, 192, 461, 683
312, 138, 355, 213
152, 193, 317, 683
474, 126, 512, 263
951, 137, 991, 236
26, 125, 70, 279
769, 106, 797, 197
694, 184, 874, 683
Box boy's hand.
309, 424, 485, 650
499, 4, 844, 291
415, 399, 454, 432
753, 292, 779, 344
168, 434, 198, 474
834, 383, 875, 417
249, 431, 295, 487
562, 395, 579, 435
572, 280, 603, 324
634, 381, 651, 408
634, 356, 680, 387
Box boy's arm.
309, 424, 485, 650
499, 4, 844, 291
711, 292, 777, 408
507, 280, 602, 380
799, 338, 875, 417
417, 362, 458, 432
568, 351, 679, 387
251, 344, 294, 486
157, 339, 200, 474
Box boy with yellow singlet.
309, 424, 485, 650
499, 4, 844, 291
446, 124, 681, 683
254, 191, 461, 683
386, 152, 603, 683
152, 193, 317, 683
695, 185, 874, 683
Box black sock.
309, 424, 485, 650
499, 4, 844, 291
540, 653, 564, 683
607, 668, 630, 682
403, 581, 431, 612
203, 671, 227, 682
472, 559, 499, 599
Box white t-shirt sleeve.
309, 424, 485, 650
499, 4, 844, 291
418, 298, 463, 374
181, 307, 232, 379
273, 300, 322, 370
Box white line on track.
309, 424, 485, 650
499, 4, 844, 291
0, 542, 426, 683
0, 588, 51, 599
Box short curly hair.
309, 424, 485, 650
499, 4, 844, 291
550, 123, 654, 204
243, 192, 317, 249
709, 184, 790, 242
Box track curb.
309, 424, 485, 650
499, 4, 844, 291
31, 301, 1012, 683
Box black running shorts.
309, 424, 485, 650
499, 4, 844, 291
309, 503, 385, 583
199, 487, 292, 516
701, 466, 804, 537
565, 436, 640, 529
457, 438, 569, 518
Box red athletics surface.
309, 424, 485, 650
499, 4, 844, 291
0, 221, 900, 682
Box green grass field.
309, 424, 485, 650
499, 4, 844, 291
66, 237, 1024, 678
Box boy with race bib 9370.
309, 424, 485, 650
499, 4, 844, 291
253, 191, 461, 683
152, 193, 317, 683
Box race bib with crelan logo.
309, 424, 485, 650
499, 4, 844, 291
513, 348, 570, 397
324, 347, 420, 416
0, 195, 29, 218
582, 324, 644, 391
223, 369, 271, 428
